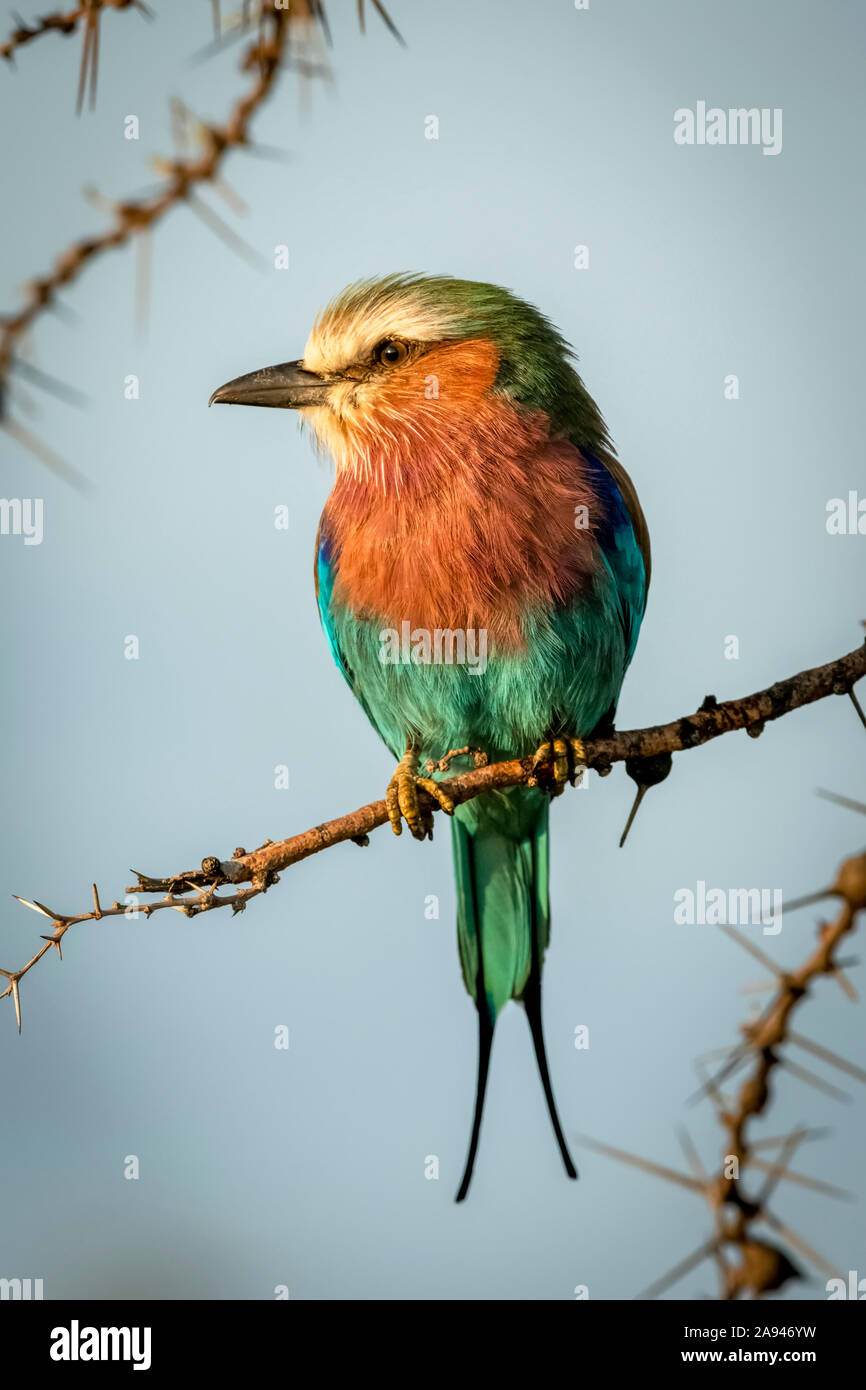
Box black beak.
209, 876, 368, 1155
208, 360, 332, 409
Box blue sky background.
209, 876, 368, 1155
0, 0, 864, 1299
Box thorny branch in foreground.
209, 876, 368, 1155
0, 0, 150, 110
0, 1, 292, 479
0, 0, 402, 479
576, 833, 866, 1300
3, 636, 865, 1032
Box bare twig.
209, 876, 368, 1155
1, 877, 267, 1033
3, 637, 864, 1029
0, 0, 148, 69
576, 837, 866, 1299
1, 0, 404, 469
0, 1, 296, 459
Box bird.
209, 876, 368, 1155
210, 274, 650, 1200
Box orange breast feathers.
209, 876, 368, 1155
322, 339, 603, 652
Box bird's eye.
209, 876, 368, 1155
374, 339, 410, 367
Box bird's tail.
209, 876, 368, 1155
450, 786, 577, 1201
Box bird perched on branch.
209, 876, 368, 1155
210, 275, 650, 1200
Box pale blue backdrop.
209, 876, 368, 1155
0, 0, 864, 1299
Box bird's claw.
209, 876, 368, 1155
386, 746, 455, 840
528, 735, 586, 794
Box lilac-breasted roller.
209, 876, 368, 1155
210, 275, 650, 1200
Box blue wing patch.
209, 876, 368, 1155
580, 449, 647, 665
315, 515, 354, 691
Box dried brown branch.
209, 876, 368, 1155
575, 833, 866, 1300
1, 877, 266, 1033
0, 3, 293, 441
1, 0, 403, 468
0, 0, 147, 68
3, 636, 864, 1032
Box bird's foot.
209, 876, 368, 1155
528, 735, 586, 795
386, 745, 455, 840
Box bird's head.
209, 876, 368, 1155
210, 274, 607, 484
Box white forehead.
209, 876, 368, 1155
302, 292, 449, 376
